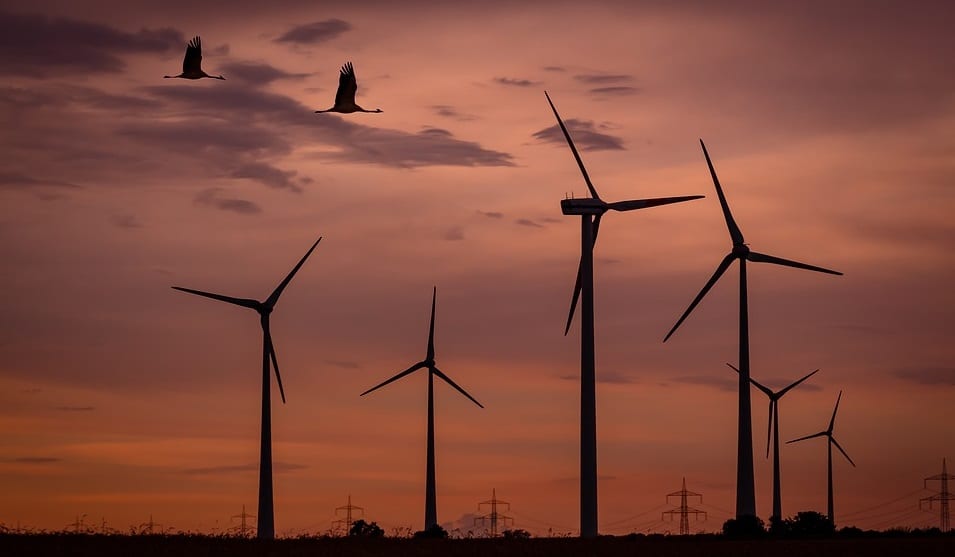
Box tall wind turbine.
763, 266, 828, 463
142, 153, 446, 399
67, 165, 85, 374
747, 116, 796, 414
172, 236, 322, 539
728, 363, 818, 523
663, 140, 842, 519
788, 390, 855, 526
545, 91, 704, 538
360, 287, 483, 531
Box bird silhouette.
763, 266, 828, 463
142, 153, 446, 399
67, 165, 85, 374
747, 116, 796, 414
164, 36, 225, 80
314, 62, 382, 114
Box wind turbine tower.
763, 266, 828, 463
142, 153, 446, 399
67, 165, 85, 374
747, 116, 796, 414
172, 236, 322, 539
545, 91, 703, 537
361, 287, 483, 531
665, 141, 842, 519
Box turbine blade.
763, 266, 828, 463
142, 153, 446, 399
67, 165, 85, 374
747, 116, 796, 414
787, 431, 827, 444
777, 369, 820, 398
360, 362, 427, 397
766, 400, 774, 459
432, 366, 484, 408
265, 236, 322, 308
171, 286, 260, 310
828, 390, 843, 433
563, 214, 600, 336
831, 437, 856, 467
663, 253, 735, 342
700, 139, 744, 245
544, 91, 600, 200
746, 251, 842, 276
605, 195, 704, 212
265, 326, 286, 404
427, 287, 436, 361
726, 363, 773, 397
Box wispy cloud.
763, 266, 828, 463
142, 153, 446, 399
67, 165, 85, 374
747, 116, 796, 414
230, 162, 305, 192
194, 188, 262, 215
55, 406, 95, 412
533, 119, 625, 151
543, 66, 567, 72
12, 457, 62, 464
590, 86, 641, 96
274, 19, 351, 45
494, 77, 541, 87
670, 375, 737, 392
0, 172, 81, 190
432, 105, 477, 121
443, 226, 465, 241
219, 61, 310, 85
895, 367, 955, 386
110, 214, 142, 229
478, 210, 503, 219
574, 73, 632, 84
516, 219, 544, 228
184, 462, 306, 475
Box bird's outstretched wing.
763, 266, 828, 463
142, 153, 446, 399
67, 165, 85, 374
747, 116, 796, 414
335, 62, 358, 107
183, 36, 203, 74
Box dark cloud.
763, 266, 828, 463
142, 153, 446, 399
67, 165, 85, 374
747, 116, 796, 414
0, 10, 183, 77
533, 119, 625, 151
0, 172, 81, 190
895, 367, 955, 386
516, 219, 543, 228
184, 461, 306, 475
671, 375, 737, 392
13, 457, 62, 464
590, 86, 641, 96
194, 188, 262, 215
559, 371, 632, 384
575, 74, 632, 84
325, 359, 360, 369
431, 105, 477, 121
55, 406, 95, 412
478, 210, 503, 219
443, 226, 465, 241
219, 61, 309, 85
320, 125, 514, 168
110, 214, 142, 229
230, 162, 304, 192
494, 77, 541, 87
274, 19, 351, 45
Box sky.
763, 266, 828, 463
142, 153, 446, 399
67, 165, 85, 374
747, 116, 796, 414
1, 0, 953, 536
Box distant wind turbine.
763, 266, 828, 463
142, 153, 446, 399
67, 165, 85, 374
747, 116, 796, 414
171, 236, 322, 539
163, 36, 225, 80
787, 390, 856, 526
360, 287, 482, 531
663, 140, 842, 520
545, 91, 703, 538
314, 62, 382, 114
728, 363, 818, 523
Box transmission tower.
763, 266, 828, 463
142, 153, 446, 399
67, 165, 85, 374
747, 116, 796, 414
231, 504, 256, 537
662, 478, 707, 535
332, 495, 364, 535
920, 458, 954, 532
474, 488, 513, 537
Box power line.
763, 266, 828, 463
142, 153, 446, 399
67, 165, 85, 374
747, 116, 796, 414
662, 477, 706, 535
230, 504, 256, 537
474, 488, 513, 537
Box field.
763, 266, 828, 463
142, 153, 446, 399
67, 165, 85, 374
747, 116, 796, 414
1, 534, 953, 557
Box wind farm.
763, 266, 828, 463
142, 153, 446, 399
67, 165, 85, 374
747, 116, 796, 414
1, 2, 954, 556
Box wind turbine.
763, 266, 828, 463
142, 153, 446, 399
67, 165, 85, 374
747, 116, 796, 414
787, 390, 855, 526
663, 140, 842, 519
545, 91, 704, 538
360, 287, 483, 531
171, 236, 322, 539
727, 363, 818, 523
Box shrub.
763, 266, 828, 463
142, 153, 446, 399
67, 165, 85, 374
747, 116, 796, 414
722, 515, 766, 538
502, 529, 530, 539
348, 520, 384, 538
413, 524, 449, 539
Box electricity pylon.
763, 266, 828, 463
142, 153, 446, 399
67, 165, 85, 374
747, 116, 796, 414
332, 495, 364, 536
231, 504, 256, 537
920, 458, 954, 532
474, 488, 513, 537
662, 478, 706, 535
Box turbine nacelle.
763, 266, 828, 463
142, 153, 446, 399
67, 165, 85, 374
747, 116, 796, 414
561, 198, 606, 216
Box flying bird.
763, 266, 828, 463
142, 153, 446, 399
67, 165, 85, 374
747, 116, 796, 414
164, 36, 225, 80
314, 62, 382, 114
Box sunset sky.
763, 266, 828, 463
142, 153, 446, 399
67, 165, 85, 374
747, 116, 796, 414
1, 0, 953, 536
